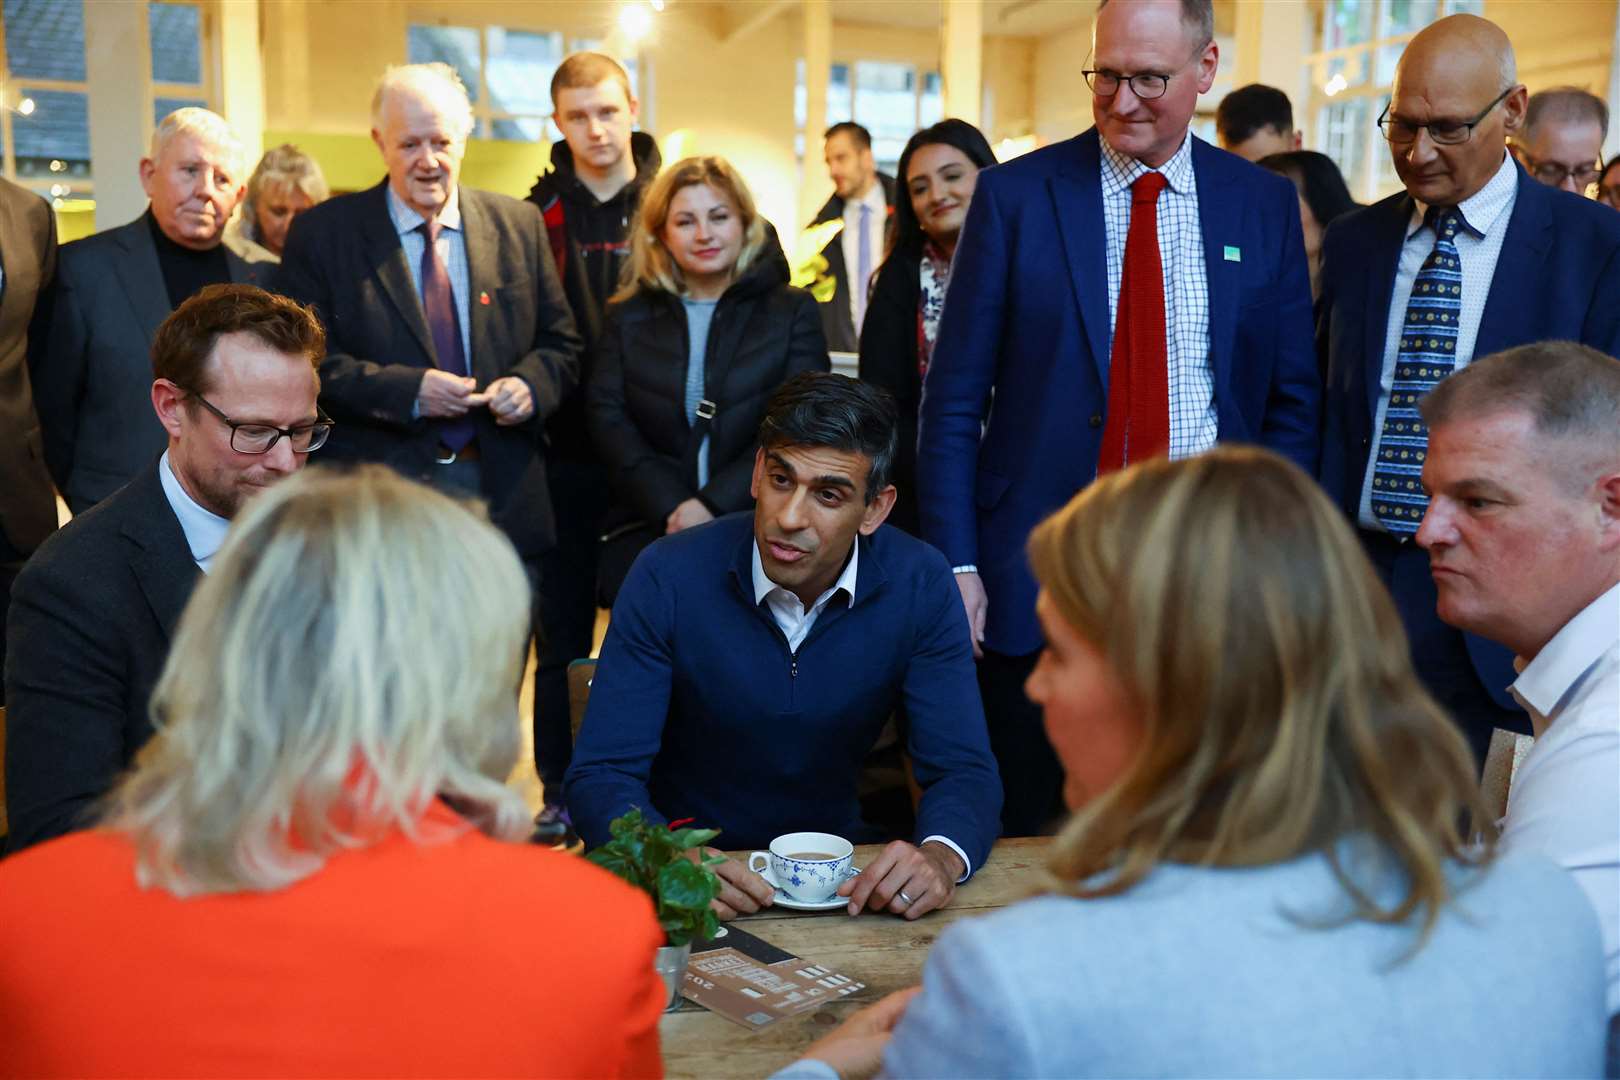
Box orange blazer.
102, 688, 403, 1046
0, 802, 666, 1078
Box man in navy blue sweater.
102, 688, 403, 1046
567, 373, 1002, 921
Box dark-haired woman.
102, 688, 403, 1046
858, 120, 996, 535
1257, 150, 1358, 302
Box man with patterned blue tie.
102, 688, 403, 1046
917, 0, 1319, 837
1318, 13, 1620, 765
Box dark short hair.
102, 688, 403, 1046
1097, 0, 1214, 48
824, 121, 873, 150
1257, 150, 1359, 231
151, 283, 325, 394
1524, 86, 1609, 142
1216, 84, 1295, 146
757, 372, 897, 502
887, 118, 998, 263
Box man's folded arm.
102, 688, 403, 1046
563, 555, 678, 848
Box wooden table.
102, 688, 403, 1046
659, 836, 1051, 1079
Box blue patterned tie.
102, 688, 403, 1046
1371, 206, 1466, 536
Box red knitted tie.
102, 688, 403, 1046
1097, 171, 1170, 475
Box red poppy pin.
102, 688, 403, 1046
479, 291, 491, 306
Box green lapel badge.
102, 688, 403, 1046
1224, 245, 1242, 262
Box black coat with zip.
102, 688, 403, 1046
586, 255, 829, 531
528, 131, 662, 460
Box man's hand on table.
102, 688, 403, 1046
838, 839, 963, 920
796, 986, 921, 1080
703, 847, 776, 920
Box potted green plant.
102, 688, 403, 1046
586, 808, 725, 1010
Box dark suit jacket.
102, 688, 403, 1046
3, 461, 197, 850
812, 172, 897, 353
1317, 163, 1620, 705
917, 130, 1321, 655
275, 181, 581, 557
30, 212, 259, 510
0, 178, 57, 555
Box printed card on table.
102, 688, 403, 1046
680, 924, 867, 1031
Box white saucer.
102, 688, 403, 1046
770, 865, 861, 911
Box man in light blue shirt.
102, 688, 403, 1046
4, 284, 328, 851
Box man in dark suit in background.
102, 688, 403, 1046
0, 177, 57, 701
811, 122, 895, 354
5, 285, 325, 851
917, 0, 1320, 835
31, 107, 260, 513
1317, 14, 1620, 765
278, 62, 579, 566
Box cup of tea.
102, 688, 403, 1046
748, 832, 854, 903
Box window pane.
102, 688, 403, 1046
486, 27, 562, 118
149, 2, 201, 84
14, 88, 90, 180
919, 71, 943, 127
1385, 0, 1439, 36
1322, 0, 1374, 50
154, 95, 207, 127
3, 0, 86, 81
408, 25, 481, 103
1374, 40, 1404, 85
828, 63, 851, 122
794, 57, 806, 128
1321, 97, 1369, 200
854, 60, 916, 172
489, 116, 546, 142
1444, 0, 1483, 13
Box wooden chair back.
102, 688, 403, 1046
567, 659, 597, 744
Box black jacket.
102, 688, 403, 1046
4, 461, 197, 851
528, 132, 662, 460
857, 250, 923, 536
810, 173, 897, 353
587, 256, 829, 530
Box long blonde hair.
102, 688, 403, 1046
612, 155, 768, 302
102, 465, 534, 896
1028, 448, 1493, 938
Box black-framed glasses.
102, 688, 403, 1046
185, 389, 333, 454
1377, 86, 1514, 146
1083, 68, 1177, 100
1515, 151, 1602, 189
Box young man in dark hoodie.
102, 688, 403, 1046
526, 53, 661, 819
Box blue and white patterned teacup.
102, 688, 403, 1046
748, 832, 854, 903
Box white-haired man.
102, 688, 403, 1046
1415, 340, 1620, 1062
275, 65, 579, 799
32, 107, 260, 512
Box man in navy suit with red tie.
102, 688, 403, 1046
1317, 15, 1620, 765
917, 0, 1319, 835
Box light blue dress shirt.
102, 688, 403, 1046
386, 184, 473, 366
158, 450, 230, 572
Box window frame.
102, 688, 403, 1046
404, 16, 644, 145
0, 0, 217, 209
1303, 0, 1485, 203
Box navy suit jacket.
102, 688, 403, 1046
565, 513, 1003, 870
1317, 164, 1620, 706
917, 129, 1320, 655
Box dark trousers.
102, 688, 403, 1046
534, 457, 612, 797
0, 527, 26, 707
1359, 529, 1527, 768
978, 647, 1065, 837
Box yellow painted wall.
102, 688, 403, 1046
1486, 0, 1615, 96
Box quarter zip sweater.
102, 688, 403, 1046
565, 512, 1003, 868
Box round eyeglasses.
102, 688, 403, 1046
185, 389, 333, 454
